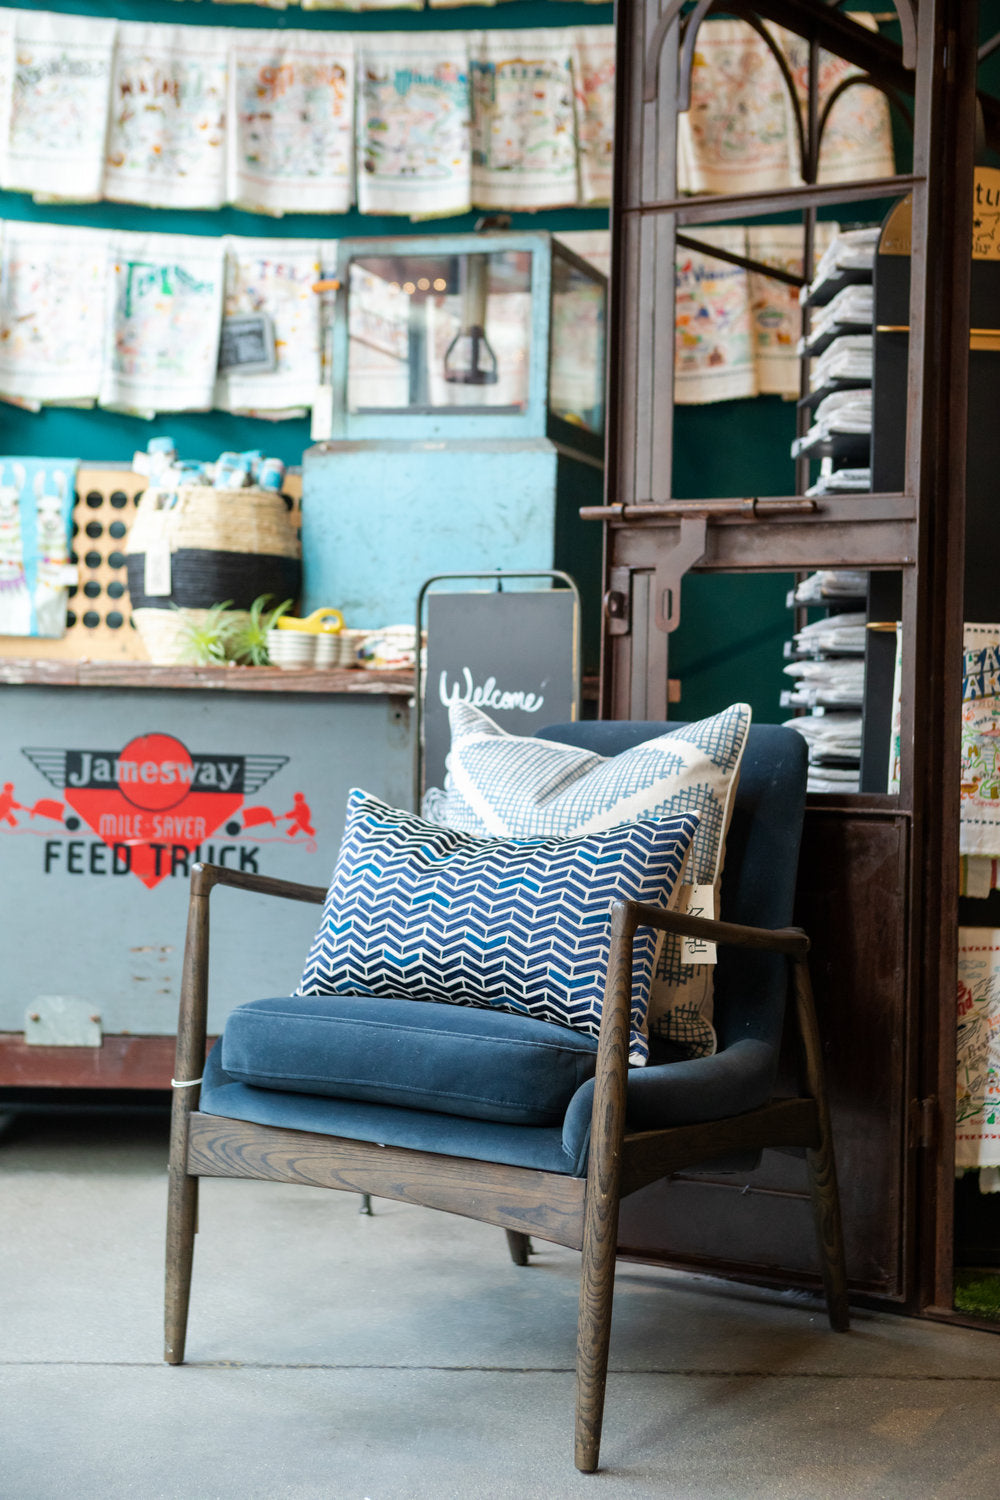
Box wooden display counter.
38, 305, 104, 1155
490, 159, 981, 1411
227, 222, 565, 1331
0, 660, 414, 1091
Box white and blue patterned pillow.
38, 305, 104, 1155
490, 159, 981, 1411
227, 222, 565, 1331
423, 702, 752, 1059
297, 790, 700, 1065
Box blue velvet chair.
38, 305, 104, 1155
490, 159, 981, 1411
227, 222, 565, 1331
164, 721, 848, 1473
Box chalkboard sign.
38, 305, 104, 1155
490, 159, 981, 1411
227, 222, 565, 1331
421, 587, 579, 801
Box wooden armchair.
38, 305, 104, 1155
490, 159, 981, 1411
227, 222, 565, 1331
165, 722, 848, 1473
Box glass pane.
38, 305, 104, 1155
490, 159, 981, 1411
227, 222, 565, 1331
549, 252, 606, 435
346, 250, 533, 414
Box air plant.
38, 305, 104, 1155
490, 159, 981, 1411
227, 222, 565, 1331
229, 593, 294, 666
171, 601, 241, 665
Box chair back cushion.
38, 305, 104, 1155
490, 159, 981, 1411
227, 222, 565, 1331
536, 722, 808, 1055
422, 701, 752, 1059
297, 790, 699, 1063
221, 994, 599, 1127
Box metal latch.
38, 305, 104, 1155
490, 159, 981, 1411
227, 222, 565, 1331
908, 1095, 938, 1151
25, 996, 102, 1047
604, 566, 632, 636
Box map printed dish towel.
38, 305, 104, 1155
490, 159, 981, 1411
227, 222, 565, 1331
471, 28, 578, 209
227, 29, 354, 216
356, 33, 471, 218
961, 625, 1000, 860
571, 27, 615, 206
676, 15, 893, 195
957, 928, 1000, 1170
105, 22, 228, 209
99, 230, 225, 417
674, 226, 757, 404
0, 221, 109, 409
1, 10, 116, 203
215, 237, 322, 418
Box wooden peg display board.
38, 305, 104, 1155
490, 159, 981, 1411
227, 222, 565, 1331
0, 466, 302, 664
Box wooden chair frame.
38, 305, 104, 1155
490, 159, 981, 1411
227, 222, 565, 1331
165, 861, 849, 1474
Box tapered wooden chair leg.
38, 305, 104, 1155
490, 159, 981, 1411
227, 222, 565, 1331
806, 1132, 850, 1332
505, 1230, 532, 1266
574, 1203, 619, 1473
793, 957, 850, 1332
164, 1169, 198, 1364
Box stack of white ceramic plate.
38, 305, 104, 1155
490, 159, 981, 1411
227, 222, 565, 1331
266, 628, 315, 669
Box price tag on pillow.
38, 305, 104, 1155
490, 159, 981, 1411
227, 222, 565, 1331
678, 884, 717, 964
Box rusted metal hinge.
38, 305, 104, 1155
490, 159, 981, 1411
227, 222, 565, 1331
908, 1095, 938, 1151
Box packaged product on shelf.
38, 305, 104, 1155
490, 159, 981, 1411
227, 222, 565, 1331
793, 570, 868, 604
793, 612, 867, 655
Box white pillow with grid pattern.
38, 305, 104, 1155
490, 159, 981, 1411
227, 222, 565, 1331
422, 701, 752, 1058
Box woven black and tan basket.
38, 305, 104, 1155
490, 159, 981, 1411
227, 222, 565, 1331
126, 485, 301, 662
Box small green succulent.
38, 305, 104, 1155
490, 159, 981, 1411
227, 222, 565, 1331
172, 601, 241, 665
229, 594, 294, 666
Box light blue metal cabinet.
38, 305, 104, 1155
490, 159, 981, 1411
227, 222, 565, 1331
303, 231, 606, 667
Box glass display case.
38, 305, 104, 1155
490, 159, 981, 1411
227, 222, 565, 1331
304, 230, 607, 665
318, 230, 606, 450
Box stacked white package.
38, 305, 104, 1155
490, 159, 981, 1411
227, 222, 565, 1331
799, 284, 873, 355
809, 334, 873, 389
793, 390, 872, 458
807, 227, 881, 296
805, 466, 872, 495
793, 611, 867, 656
793, 570, 869, 604
782, 580, 868, 793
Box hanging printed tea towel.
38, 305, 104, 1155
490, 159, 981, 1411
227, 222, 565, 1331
677, 20, 795, 196
471, 29, 578, 209
228, 30, 354, 216
571, 27, 615, 206
100, 231, 225, 417
957, 928, 1000, 1170
356, 34, 471, 218
105, 22, 228, 209
2, 10, 116, 202
0, 221, 109, 409
302, 0, 421, 11
675, 226, 757, 404
216, 237, 322, 417
775, 14, 894, 185
745, 223, 837, 397
961, 625, 1000, 859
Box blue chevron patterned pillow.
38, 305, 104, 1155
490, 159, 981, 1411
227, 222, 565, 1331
297, 790, 700, 1065
422, 702, 752, 1061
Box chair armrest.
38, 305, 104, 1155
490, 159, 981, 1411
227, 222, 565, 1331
190, 861, 327, 906
171, 863, 326, 1125
618, 899, 810, 958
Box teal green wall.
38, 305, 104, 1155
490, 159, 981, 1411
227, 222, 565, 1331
0, 0, 611, 468
670, 396, 797, 724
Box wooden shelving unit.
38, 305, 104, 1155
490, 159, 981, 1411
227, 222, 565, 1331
594, 0, 989, 1318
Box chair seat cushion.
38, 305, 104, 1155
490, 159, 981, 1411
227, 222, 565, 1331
220, 994, 600, 1126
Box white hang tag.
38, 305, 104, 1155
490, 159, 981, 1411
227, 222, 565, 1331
679, 884, 718, 965
310, 386, 333, 443
144, 540, 172, 598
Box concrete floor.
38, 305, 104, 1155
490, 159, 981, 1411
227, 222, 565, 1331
4, 1110, 1000, 1500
